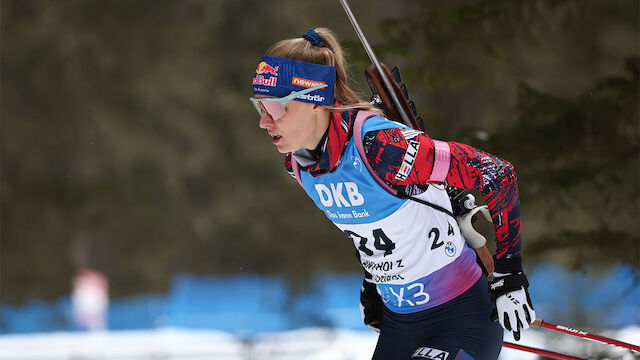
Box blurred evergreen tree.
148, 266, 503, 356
1, 0, 382, 302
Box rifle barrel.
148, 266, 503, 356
338, 0, 413, 128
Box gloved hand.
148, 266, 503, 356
488, 272, 536, 341
359, 278, 383, 332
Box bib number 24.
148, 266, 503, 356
347, 222, 456, 256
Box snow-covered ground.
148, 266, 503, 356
0, 326, 637, 360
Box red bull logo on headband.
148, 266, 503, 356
255, 61, 279, 76
253, 61, 279, 87
253, 75, 277, 87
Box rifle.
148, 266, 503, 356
339, 0, 495, 275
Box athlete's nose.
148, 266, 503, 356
259, 111, 274, 129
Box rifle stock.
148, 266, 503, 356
364, 63, 424, 131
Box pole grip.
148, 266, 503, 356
531, 318, 544, 328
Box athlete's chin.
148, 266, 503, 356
275, 144, 293, 154
275, 142, 300, 154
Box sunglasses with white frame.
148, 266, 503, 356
249, 84, 328, 120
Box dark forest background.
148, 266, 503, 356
2, 0, 638, 303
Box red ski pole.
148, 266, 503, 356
503, 342, 586, 360
532, 318, 640, 352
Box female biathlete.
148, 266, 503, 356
250, 28, 536, 360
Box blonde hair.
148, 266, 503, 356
265, 27, 382, 115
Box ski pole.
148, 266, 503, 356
503, 342, 586, 360
532, 318, 640, 352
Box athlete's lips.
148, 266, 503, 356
269, 132, 282, 144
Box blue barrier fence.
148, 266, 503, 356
1, 263, 638, 334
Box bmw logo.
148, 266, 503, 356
445, 241, 456, 257
351, 156, 363, 172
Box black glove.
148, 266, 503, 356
360, 278, 383, 332
488, 271, 536, 341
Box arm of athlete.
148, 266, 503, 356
364, 128, 535, 340
362, 128, 521, 270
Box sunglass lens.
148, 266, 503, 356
260, 101, 286, 120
